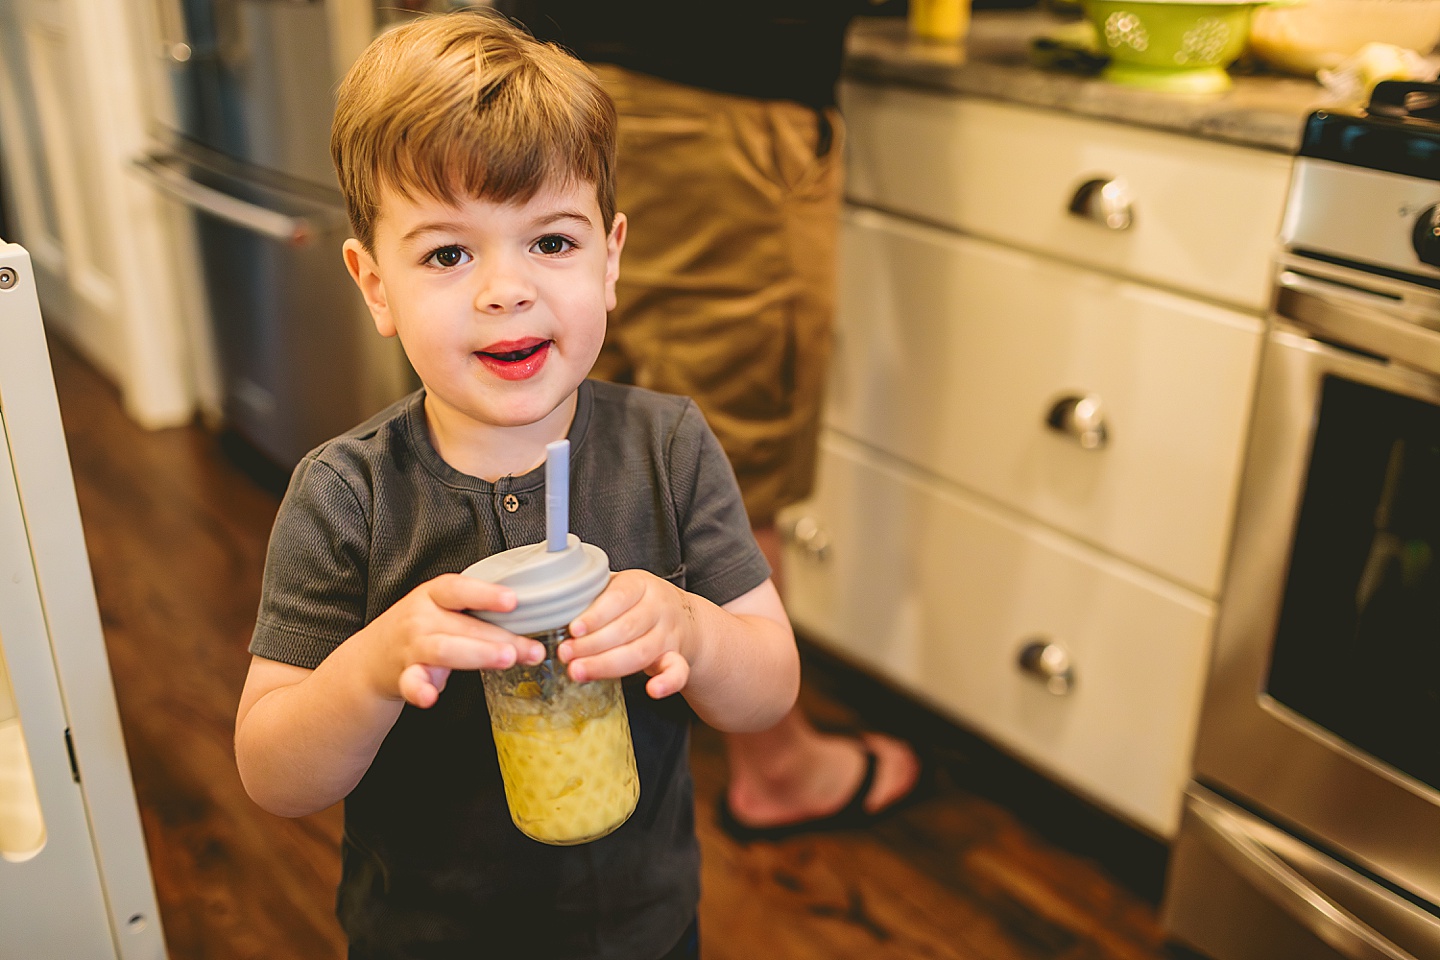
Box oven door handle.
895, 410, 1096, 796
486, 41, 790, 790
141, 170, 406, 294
132, 154, 327, 246
1275, 269, 1440, 376
1190, 794, 1420, 960
1275, 269, 1422, 331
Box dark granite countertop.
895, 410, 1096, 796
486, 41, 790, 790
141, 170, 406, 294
844, 11, 1335, 153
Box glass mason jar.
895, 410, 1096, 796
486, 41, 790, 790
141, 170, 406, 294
481, 626, 639, 845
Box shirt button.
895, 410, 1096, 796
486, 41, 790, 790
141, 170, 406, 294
502, 493, 520, 513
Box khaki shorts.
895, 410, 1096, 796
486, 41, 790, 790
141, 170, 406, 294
590, 64, 845, 528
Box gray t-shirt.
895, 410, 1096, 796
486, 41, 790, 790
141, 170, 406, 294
250, 379, 769, 960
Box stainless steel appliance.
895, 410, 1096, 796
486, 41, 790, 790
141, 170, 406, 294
1162, 81, 1440, 960
135, 0, 415, 472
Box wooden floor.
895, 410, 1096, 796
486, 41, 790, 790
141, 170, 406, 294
51, 335, 1174, 960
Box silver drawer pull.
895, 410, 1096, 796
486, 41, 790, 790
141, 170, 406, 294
782, 515, 831, 561
1068, 177, 1134, 231
1017, 639, 1075, 695
1046, 394, 1108, 450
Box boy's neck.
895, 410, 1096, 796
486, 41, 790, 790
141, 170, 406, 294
422, 390, 579, 483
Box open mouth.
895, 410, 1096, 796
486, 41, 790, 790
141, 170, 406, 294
475, 339, 552, 381
479, 341, 549, 364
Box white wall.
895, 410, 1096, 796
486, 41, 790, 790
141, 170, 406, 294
0, 0, 207, 429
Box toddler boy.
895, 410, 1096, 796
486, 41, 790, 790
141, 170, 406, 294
233, 12, 800, 959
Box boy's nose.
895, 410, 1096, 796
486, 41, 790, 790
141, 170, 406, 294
474, 259, 535, 314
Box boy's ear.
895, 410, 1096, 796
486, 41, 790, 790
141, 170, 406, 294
604, 213, 627, 313
343, 238, 397, 338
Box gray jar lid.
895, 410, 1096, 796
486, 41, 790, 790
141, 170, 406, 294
462, 534, 611, 636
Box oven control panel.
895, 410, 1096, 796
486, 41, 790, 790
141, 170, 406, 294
1287, 84, 1440, 287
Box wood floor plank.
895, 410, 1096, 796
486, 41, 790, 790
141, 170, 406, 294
47, 333, 1169, 960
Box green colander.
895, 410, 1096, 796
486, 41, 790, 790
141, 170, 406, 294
1083, 0, 1268, 92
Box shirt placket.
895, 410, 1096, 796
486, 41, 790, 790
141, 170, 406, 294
492, 476, 540, 549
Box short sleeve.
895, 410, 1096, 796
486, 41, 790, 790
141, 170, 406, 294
668, 401, 771, 606
249, 455, 372, 669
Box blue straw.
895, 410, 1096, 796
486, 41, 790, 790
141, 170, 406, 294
545, 439, 569, 552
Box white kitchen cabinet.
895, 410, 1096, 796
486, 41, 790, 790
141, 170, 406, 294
829, 206, 1263, 597
841, 84, 1293, 313
784, 433, 1215, 838
781, 82, 1290, 838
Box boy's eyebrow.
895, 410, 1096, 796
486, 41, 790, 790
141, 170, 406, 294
399, 221, 468, 246
397, 209, 594, 247
533, 209, 594, 230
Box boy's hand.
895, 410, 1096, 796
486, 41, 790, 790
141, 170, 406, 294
560, 570, 693, 700
363, 573, 540, 708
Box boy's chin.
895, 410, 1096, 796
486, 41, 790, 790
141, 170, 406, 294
484, 389, 582, 431
424, 384, 577, 433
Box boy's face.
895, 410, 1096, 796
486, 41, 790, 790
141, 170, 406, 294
344, 179, 625, 437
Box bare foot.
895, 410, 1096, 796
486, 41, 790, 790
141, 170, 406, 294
723, 730, 922, 831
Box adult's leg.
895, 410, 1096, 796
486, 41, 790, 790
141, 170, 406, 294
723, 528, 919, 832
596, 65, 919, 834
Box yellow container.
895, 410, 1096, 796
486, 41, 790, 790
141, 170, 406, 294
483, 626, 639, 845
911, 0, 971, 41
465, 530, 635, 845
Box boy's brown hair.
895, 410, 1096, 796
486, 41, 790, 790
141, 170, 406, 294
331, 10, 617, 251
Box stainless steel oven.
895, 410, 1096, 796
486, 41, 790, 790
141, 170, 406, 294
1162, 82, 1440, 960
136, 0, 416, 472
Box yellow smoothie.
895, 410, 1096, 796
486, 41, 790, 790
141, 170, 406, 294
491, 697, 639, 845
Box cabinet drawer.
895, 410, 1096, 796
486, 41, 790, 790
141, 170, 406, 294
829, 206, 1262, 597
839, 81, 1292, 312
780, 435, 1215, 837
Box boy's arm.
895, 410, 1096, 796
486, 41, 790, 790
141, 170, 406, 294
235, 652, 402, 818
235, 574, 531, 818
682, 578, 800, 732
554, 398, 798, 730
563, 574, 799, 733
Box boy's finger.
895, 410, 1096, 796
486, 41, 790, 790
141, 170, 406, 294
438, 608, 539, 654
428, 573, 517, 613
560, 601, 654, 661
423, 634, 521, 671
568, 571, 645, 637
399, 663, 443, 708
643, 652, 689, 700
426, 613, 544, 664
566, 632, 660, 683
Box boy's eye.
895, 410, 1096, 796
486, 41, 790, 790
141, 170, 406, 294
532, 235, 574, 256
425, 246, 470, 268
